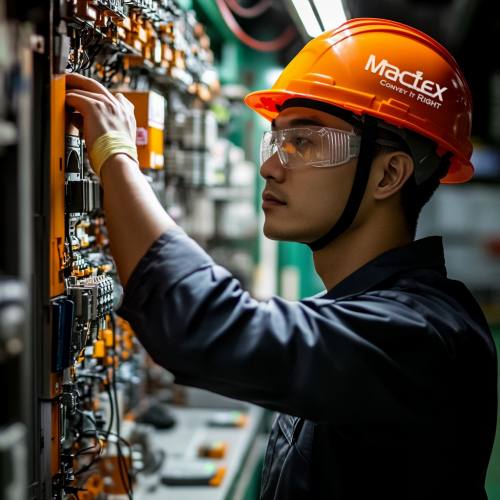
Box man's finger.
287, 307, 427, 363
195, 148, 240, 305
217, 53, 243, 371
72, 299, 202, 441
115, 93, 134, 112
66, 88, 115, 106
65, 73, 116, 103
65, 92, 100, 116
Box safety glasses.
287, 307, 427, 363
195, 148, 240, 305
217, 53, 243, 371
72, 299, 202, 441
260, 126, 361, 169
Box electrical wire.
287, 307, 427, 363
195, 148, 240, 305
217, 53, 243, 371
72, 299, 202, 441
104, 371, 115, 437
73, 407, 133, 500
216, 0, 297, 51
103, 373, 133, 498
99, 56, 123, 85
110, 313, 134, 500
73, 410, 104, 477
71, 317, 133, 498
224, 0, 274, 18
116, 434, 133, 500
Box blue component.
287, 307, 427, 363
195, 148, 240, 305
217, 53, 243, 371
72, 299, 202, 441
52, 301, 63, 372
52, 299, 75, 371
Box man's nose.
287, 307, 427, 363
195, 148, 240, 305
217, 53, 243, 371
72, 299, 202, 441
259, 152, 286, 182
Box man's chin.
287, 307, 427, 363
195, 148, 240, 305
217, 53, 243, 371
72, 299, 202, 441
263, 221, 329, 244
263, 225, 306, 243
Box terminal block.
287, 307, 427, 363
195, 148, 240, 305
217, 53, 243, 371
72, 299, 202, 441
66, 273, 114, 349
65, 134, 102, 252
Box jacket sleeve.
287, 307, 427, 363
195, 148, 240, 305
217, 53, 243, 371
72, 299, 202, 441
118, 226, 464, 426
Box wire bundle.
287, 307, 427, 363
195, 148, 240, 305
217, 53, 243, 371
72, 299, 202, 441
71, 314, 134, 499
216, 0, 297, 51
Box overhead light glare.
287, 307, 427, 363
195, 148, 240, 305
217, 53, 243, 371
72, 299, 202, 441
290, 0, 323, 38
314, 0, 347, 32
291, 0, 347, 38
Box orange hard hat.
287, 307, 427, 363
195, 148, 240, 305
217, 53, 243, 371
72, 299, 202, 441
246, 18, 473, 184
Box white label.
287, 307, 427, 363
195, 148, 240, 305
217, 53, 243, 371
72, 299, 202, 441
155, 154, 164, 167
148, 91, 166, 130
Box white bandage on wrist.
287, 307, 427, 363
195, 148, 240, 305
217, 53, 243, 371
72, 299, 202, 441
89, 131, 138, 178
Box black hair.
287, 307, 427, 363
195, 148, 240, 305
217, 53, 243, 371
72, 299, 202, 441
373, 127, 441, 238
353, 125, 441, 238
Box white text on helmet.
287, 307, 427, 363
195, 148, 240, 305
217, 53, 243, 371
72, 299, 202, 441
365, 55, 448, 102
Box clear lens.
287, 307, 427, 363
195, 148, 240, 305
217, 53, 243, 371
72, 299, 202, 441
260, 127, 360, 169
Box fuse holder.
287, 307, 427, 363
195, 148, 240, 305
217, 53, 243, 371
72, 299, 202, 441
207, 411, 248, 428
236, 414, 249, 428
198, 441, 227, 459
209, 467, 227, 487
92, 340, 106, 358
103, 329, 114, 347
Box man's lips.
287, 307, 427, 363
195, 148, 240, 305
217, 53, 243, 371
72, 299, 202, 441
262, 191, 286, 209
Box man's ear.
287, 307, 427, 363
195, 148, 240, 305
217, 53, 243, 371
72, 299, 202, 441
374, 152, 414, 200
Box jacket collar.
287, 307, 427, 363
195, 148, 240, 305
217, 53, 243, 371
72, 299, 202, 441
324, 236, 446, 300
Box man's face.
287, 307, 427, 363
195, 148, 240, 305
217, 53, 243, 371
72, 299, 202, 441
260, 107, 358, 243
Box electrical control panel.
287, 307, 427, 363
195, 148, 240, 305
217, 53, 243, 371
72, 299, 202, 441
2, 0, 259, 497
41, 2, 220, 499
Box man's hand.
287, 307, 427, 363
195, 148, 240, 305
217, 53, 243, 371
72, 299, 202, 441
65, 73, 136, 154
65, 73, 175, 286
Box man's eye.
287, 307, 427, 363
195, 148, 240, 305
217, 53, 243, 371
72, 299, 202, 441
294, 137, 309, 146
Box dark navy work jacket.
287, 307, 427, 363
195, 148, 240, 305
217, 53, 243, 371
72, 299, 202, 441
118, 227, 497, 499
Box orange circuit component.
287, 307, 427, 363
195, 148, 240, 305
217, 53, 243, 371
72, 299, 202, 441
92, 340, 106, 358
110, 91, 165, 169
198, 441, 227, 459
50, 74, 66, 297
209, 467, 227, 487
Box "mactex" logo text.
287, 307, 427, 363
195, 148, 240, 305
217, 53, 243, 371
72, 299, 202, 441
364, 55, 448, 102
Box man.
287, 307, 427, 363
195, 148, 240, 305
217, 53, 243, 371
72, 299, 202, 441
66, 18, 497, 500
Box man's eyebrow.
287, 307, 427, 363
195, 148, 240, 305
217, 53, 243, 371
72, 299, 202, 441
289, 117, 325, 127
272, 116, 326, 130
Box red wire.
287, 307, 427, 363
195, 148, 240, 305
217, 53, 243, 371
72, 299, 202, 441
216, 0, 297, 52
225, 0, 274, 18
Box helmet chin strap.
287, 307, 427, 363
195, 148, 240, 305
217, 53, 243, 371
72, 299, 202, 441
277, 99, 378, 252
307, 114, 377, 251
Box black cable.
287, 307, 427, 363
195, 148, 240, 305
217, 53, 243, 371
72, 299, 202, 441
75, 372, 113, 441
74, 408, 133, 497
81, 37, 103, 72
104, 371, 115, 437
73, 410, 103, 476
72, 318, 133, 498
74, 445, 99, 456
116, 436, 133, 500
109, 313, 134, 499
110, 314, 120, 436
